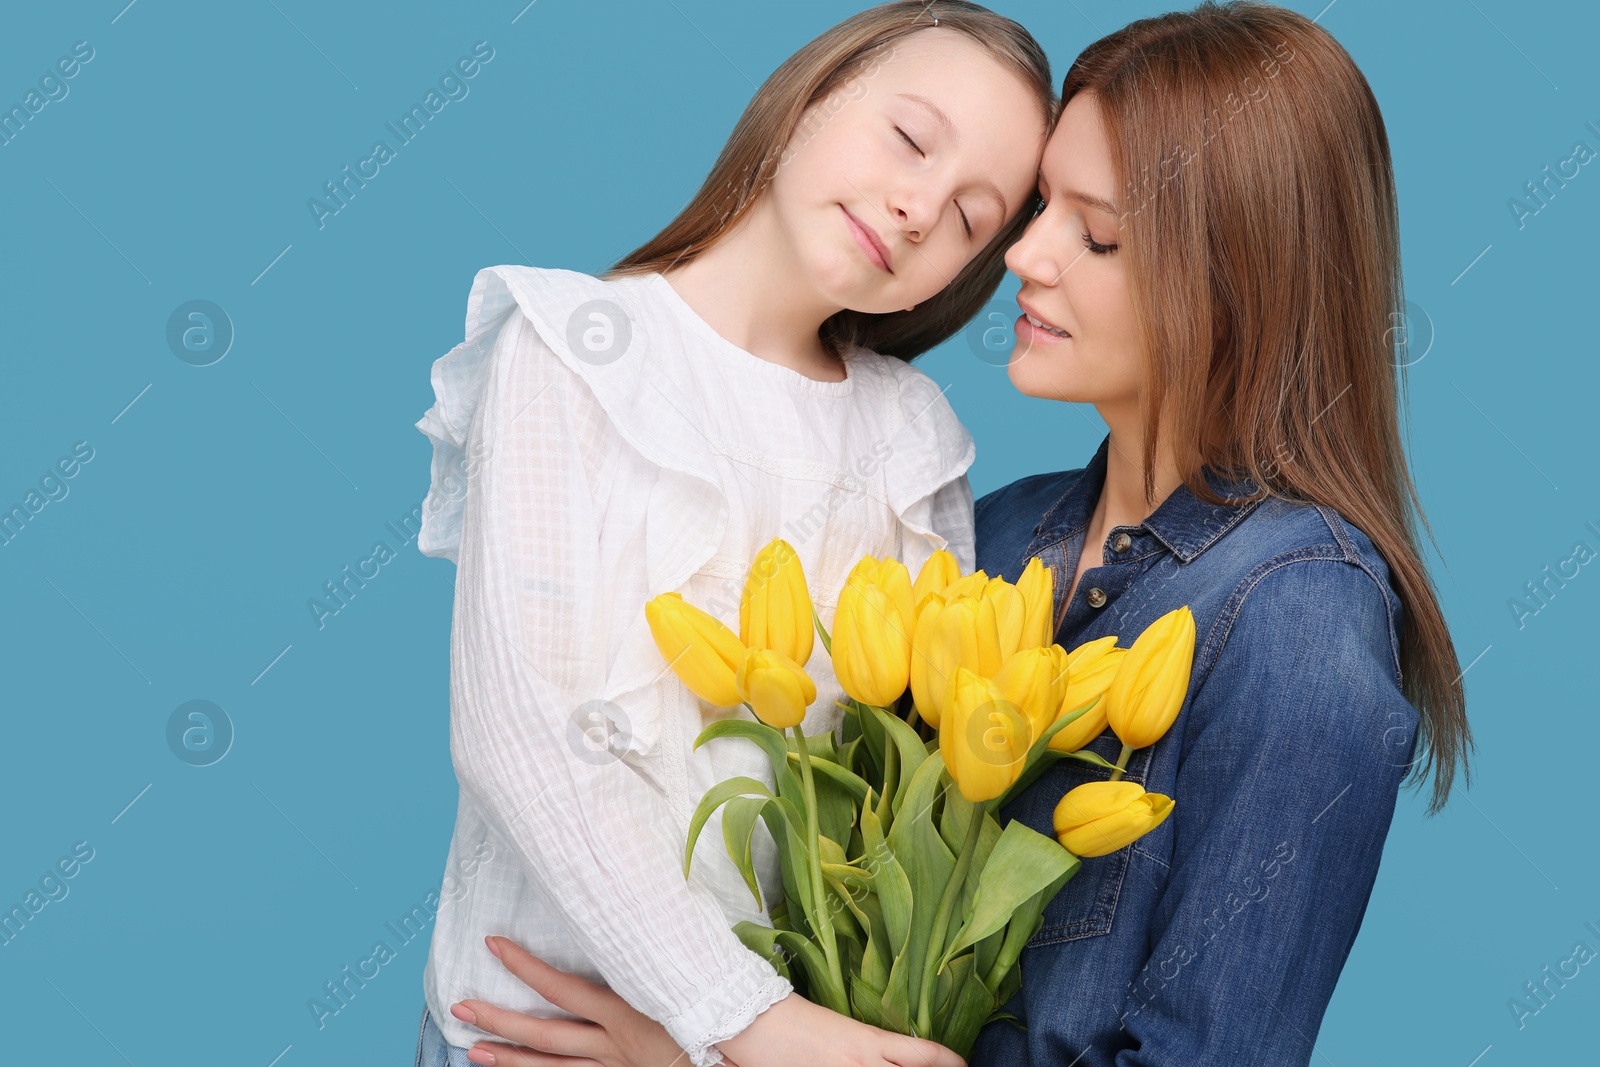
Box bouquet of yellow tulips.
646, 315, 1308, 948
643, 538, 1195, 1057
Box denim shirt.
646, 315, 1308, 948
967, 434, 1421, 1067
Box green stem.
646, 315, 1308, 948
1107, 743, 1134, 782
915, 797, 986, 1039
792, 724, 843, 1000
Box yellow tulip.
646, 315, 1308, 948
1053, 780, 1175, 857
735, 648, 816, 730
991, 644, 1071, 745
831, 560, 914, 707
982, 577, 1028, 662
645, 592, 746, 707
908, 590, 949, 727
911, 548, 961, 608
1104, 606, 1196, 750
1014, 556, 1055, 652
942, 569, 990, 600
1047, 638, 1127, 753
739, 538, 814, 667
941, 667, 1031, 802
911, 594, 1006, 728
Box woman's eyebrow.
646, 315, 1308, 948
894, 91, 1010, 219
1065, 189, 1119, 215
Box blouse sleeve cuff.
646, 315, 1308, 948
880, 360, 977, 572
665, 960, 793, 1067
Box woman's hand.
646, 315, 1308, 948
450, 935, 689, 1067
457, 934, 966, 1067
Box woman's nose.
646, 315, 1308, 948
1005, 214, 1062, 287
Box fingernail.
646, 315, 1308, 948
485, 935, 502, 959
450, 1002, 478, 1025
468, 1047, 496, 1066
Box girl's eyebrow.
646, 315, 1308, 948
895, 93, 955, 140
895, 91, 1009, 219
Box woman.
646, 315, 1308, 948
440, 3, 1473, 1064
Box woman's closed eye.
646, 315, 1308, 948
1082, 231, 1119, 255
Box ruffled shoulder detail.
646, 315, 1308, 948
869, 354, 978, 567
414, 264, 729, 589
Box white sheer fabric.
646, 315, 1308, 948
415, 265, 975, 1065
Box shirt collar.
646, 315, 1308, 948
1027, 434, 1266, 564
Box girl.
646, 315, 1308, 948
412, 4, 1052, 1067
446, 3, 1473, 1066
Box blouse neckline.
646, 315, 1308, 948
641, 271, 857, 397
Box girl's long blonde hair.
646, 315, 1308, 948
1068, 1, 1470, 813
606, 0, 1056, 361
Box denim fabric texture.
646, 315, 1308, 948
416, 1004, 478, 1067
967, 434, 1421, 1067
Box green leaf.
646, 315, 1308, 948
1059, 747, 1119, 769
942, 819, 1080, 965
854, 698, 889, 785
886, 755, 957, 1018
800, 750, 871, 806
876, 740, 900, 834
684, 776, 771, 880
720, 795, 769, 909
933, 952, 999, 1060
732, 920, 793, 982
864, 702, 930, 814
806, 757, 861, 850
693, 718, 803, 802
992, 698, 1105, 809
755, 796, 817, 936
813, 604, 833, 656
849, 972, 888, 1030
860, 804, 913, 958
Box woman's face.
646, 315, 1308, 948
766, 29, 1048, 315
1004, 92, 1143, 414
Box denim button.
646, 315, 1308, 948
1087, 587, 1107, 608
1111, 532, 1132, 554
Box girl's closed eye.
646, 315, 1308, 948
891, 123, 975, 240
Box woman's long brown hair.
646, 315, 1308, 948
605, 0, 1057, 362
1067, 1, 1471, 814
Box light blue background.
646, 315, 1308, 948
1, 1, 1594, 1064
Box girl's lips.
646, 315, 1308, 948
841, 206, 892, 272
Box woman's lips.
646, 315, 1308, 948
841, 206, 893, 272
1015, 297, 1072, 341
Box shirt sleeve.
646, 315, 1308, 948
929, 470, 977, 574
1112, 557, 1419, 1066
446, 306, 791, 1067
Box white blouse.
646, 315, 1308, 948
414, 264, 976, 1066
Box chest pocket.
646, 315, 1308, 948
998, 727, 1155, 947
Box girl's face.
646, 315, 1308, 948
766, 29, 1047, 315
1004, 92, 1143, 413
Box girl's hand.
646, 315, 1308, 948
458, 934, 965, 1067
718, 991, 967, 1067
